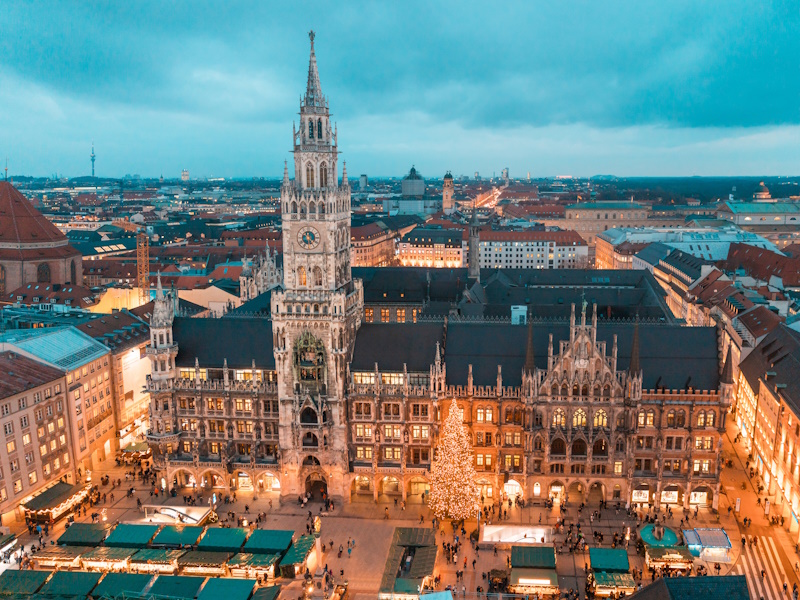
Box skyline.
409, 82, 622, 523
1, 1, 799, 179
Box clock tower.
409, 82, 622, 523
272, 31, 363, 502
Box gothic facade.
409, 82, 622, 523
145, 34, 731, 510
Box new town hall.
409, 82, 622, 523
146, 33, 733, 511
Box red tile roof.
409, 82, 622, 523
725, 243, 800, 287
0, 181, 71, 245
4, 282, 97, 308
480, 230, 587, 245
0, 351, 64, 399
737, 306, 783, 340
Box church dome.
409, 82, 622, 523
405, 166, 423, 181
0, 181, 71, 246
444, 171, 453, 180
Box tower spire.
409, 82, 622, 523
342, 161, 348, 186
305, 30, 324, 108
721, 345, 734, 384
282, 160, 289, 185
524, 314, 535, 375
629, 317, 641, 375
90, 141, 96, 178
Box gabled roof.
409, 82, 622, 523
0, 351, 63, 399
0, 181, 71, 245
739, 324, 800, 414
173, 317, 275, 370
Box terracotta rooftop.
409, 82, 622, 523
481, 230, 587, 245
0, 351, 64, 399
0, 181, 70, 246
737, 305, 783, 340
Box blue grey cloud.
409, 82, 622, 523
1, 0, 798, 177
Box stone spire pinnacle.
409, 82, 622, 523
342, 161, 348, 186
282, 159, 289, 185
156, 271, 163, 298
721, 345, 735, 384
305, 30, 324, 108
524, 315, 535, 375
629, 318, 641, 375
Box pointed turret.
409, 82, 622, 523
282, 160, 289, 186
342, 161, 348, 186
468, 201, 480, 281
629, 319, 641, 375
156, 271, 163, 298
524, 316, 535, 375
305, 30, 324, 108
721, 345, 735, 385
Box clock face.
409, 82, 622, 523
297, 226, 320, 250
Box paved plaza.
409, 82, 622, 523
5, 414, 800, 599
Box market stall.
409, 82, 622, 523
147, 575, 206, 600
250, 586, 282, 600
103, 523, 161, 548
33, 545, 91, 569
0, 570, 50, 596
683, 528, 732, 563
89, 573, 154, 599
507, 545, 559, 597
121, 442, 151, 462
196, 527, 249, 553
0, 533, 17, 557
129, 549, 187, 574
57, 522, 111, 547
644, 546, 694, 573
196, 577, 257, 600
22, 481, 91, 524
150, 525, 204, 548
242, 529, 294, 555
587, 548, 635, 598
378, 528, 438, 600
177, 550, 231, 576
80, 546, 137, 572
37, 571, 102, 598
227, 552, 281, 580
278, 534, 316, 578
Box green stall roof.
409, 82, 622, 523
242, 529, 294, 554
131, 548, 187, 564
122, 442, 150, 454
196, 527, 249, 553
151, 525, 204, 548
0, 534, 17, 550
197, 578, 256, 600
589, 548, 630, 573
279, 534, 315, 565
57, 522, 111, 547
510, 545, 556, 569
593, 571, 636, 589
250, 586, 281, 600
0, 570, 51, 595
228, 553, 281, 568
510, 567, 559, 587
178, 551, 232, 567
90, 573, 153, 599
104, 523, 161, 548
81, 546, 137, 562
148, 575, 206, 600
38, 571, 102, 597
22, 481, 83, 512
36, 545, 92, 561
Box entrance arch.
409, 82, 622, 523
305, 472, 327, 498
380, 476, 401, 496
171, 468, 195, 490
588, 482, 605, 505
478, 479, 494, 502
689, 485, 713, 507
199, 469, 227, 490
408, 477, 430, 504
503, 479, 522, 499
351, 475, 373, 500
549, 481, 565, 502
661, 483, 684, 506
255, 471, 281, 493
567, 481, 584, 504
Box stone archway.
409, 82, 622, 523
171, 468, 196, 490
588, 481, 605, 505
566, 481, 584, 504
305, 471, 327, 499
689, 484, 713, 507
199, 469, 228, 491
549, 481, 565, 502
407, 477, 430, 504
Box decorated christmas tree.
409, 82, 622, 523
428, 401, 479, 520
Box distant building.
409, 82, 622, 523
718, 202, 800, 228
479, 230, 588, 269
442, 172, 455, 214
351, 223, 399, 267
181, 169, 189, 182
397, 228, 465, 268
359, 174, 368, 191
753, 181, 772, 201
0, 182, 83, 296
401, 166, 426, 197
596, 226, 778, 270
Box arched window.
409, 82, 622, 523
616, 413, 625, 428
300, 407, 318, 424
37, 263, 51, 283
291, 201, 298, 214
573, 409, 587, 428
70, 260, 77, 284
571, 439, 587, 456
309, 201, 316, 215
646, 410, 655, 426
593, 439, 608, 456
550, 438, 566, 455
308, 119, 314, 139
317, 118, 323, 139
552, 409, 566, 428
0, 265, 5, 295
319, 162, 328, 188
313, 266, 323, 287
534, 436, 543, 451
300, 202, 307, 216
615, 438, 625, 452
706, 411, 715, 427
297, 266, 307, 287
485, 407, 493, 423
667, 410, 675, 427
676, 410, 686, 427
637, 411, 646, 426
593, 409, 608, 428
560, 384, 568, 398
572, 384, 579, 396
697, 412, 706, 427
477, 408, 484, 422
603, 385, 610, 398
306, 163, 315, 188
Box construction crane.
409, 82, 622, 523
136, 233, 149, 305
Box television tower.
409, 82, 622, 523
90, 142, 96, 177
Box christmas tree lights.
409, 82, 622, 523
428, 401, 479, 520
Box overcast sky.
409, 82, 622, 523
1, 1, 798, 179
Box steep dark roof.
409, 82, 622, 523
739, 324, 800, 414
0, 351, 64, 399
173, 317, 275, 369
444, 321, 720, 390
629, 575, 749, 600
352, 323, 444, 372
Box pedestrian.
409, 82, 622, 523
384, 508, 389, 519
347, 546, 352, 558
